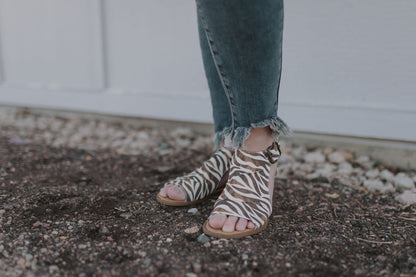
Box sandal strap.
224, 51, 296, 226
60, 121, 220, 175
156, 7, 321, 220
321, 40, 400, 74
171, 147, 233, 202
210, 141, 281, 228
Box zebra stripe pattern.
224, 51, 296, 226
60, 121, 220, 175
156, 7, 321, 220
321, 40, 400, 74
168, 147, 234, 202
209, 141, 281, 228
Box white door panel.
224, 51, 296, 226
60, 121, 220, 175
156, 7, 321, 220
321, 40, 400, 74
0, 0, 415, 142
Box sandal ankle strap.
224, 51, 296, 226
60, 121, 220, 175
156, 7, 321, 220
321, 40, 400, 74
263, 140, 281, 164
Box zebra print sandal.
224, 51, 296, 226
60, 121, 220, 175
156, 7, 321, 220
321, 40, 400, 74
202, 140, 281, 238
156, 147, 234, 206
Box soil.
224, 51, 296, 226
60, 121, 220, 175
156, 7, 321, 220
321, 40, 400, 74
0, 134, 415, 276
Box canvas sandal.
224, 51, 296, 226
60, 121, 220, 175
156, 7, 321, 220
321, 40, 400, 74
203, 140, 281, 238
157, 147, 234, 206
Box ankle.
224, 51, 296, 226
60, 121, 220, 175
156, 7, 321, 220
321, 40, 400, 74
242, 127, 274, 152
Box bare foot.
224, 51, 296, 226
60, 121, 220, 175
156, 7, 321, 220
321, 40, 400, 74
208, 127, 278, 232
159, 140, 233, 202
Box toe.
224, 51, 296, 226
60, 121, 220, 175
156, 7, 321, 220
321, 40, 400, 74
247, 221, 255, 229
159, 186, 168, 197
209, 214, 227, 229
222, 216, 238, 233
235, 218, 248, 231
159, 183, 174, 197
167, 185, 186, 201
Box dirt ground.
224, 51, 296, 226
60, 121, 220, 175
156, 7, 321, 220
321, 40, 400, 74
0, 132, 415, 276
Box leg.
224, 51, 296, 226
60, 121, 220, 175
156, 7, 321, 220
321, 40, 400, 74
197, 14, 233, 149
196, 0, 291, 234
195, 0, 290, 147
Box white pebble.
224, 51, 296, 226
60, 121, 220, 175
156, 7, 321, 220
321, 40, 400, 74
328, 151, 345, 164
304, 152, 325, 163
395, 191, 416, 205
184, 226, 199, 234
393, 173, 415, 190
187, 208, 198, 214
356, 156, 370, 163
49, 265, 59, 273
337, 162, 353, 175
365, 169, 380, 179
363, 179, 384, 192
380, 170, 395, 181
380, 183, 395, 193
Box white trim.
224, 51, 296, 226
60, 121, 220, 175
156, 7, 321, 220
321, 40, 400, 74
0, 87, 414, 142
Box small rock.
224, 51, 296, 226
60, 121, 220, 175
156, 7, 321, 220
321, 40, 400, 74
78, 244, 87, 249
143, 258, 151, 266
242, 254, 249, 260
304, 152, 325, 163
184, 226, 199, 234
323, 147, 334, 155
307, 163, 335, 179
99, 225, 110, 235
291, 146, 306, 160
192, 262, 202, 273
8, 136, 31, 145
363, 179, 384, 192
171, 127, 193, 138
25, 254, 33, 261
337, 162, 353, 175
395, 191, 416, 205
166, 238, 172, 243
120, 212, 133, 219
197, 234, 210, 244
156, 166, 172, 173
186, 273, 197, 277
328, 151, 346, 164
379, 183, 395, 193
278, 153, 294, 164
187, 208, 198, 214
365, 169, 380, 179
393, 173, 415, 190
356, 156, 370, 163
339, 150, 354, 161
325, 193, 339, 199
380, 170, 395, 181
49, 265, 59, 274
203, 242, 211, 247
354, 269, 364, 275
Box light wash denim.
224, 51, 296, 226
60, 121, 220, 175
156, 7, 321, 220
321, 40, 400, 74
195, 0, 291, 149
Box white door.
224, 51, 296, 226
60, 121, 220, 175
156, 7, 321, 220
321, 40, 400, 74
0, 0, 415, 142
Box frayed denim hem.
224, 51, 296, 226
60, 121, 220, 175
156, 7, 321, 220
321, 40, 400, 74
213, 116, 292, 150
213, 126, 233, 150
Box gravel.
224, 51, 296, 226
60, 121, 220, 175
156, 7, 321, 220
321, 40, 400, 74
0, 107, 416, 276
1, 107, 415, 203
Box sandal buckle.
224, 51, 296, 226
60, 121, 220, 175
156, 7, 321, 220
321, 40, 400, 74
264, 141, 281, 164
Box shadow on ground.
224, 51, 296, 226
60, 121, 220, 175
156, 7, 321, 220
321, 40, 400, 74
0, 136, 415, 276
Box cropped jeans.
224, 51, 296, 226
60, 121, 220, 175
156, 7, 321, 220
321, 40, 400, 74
195, 0, 291, 150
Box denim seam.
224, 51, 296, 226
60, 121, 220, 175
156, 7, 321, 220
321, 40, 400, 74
195, 1, 236, 137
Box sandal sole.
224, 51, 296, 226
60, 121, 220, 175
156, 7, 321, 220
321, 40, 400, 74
202, 219, 269, 239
